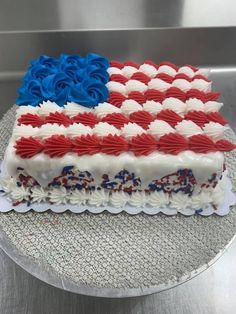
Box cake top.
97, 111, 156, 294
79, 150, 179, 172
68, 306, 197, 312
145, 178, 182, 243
13, 53, 236, 158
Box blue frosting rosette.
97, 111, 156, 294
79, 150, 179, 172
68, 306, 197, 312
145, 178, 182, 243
16, 53, 110, 107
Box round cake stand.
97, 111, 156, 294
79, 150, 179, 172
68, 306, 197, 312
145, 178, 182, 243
0, 107, 236, 298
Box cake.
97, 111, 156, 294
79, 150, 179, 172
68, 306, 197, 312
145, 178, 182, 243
1, 53, 235, 212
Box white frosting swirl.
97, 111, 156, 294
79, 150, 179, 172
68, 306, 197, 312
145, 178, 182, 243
93, 122, 120, 137
204, 101, 223, 112
120, 99, 143, 115
106, 81, 126, 95
190, 191, 212, 209
10, 185, 29, 202
170, 193, 191, 210
172, 79, 192, 91
157, 65, 177, 76
139, 64, 157, 77
64, 102, 91, 116
88, 189, 109, 207
129, 191, 146, 207
162, 97, 186, 115
67, 123, 92, 137
94, 102, 121, 118
13, 125, 39, 139
121, 122, 145, 139
125, 80, 148, 94
31, 186, 48, 203
178, 66, 195, 78
142, 101, 162, 115
148, 191, 169, 207
49, 187, 68, 205
175, 120, 203, 137
195, 68, 210, 77
148, 120, 175, 137
191, 79, 211, 92
185, 98, 204, 112
16, 105, 39, 118
107, 67, 123, 76
39, 101, 62, 115
148, 78, 171, 92
40, 124, 67, 138
69, 189, 88, 205
122, 66, 138, 78
110, 191, 130, 207
203, 122, 227, 140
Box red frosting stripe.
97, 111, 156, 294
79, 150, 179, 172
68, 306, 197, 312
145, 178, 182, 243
156, 110, 183, 127
174, 73, 192, 82
215, 140, 236, 151
186, 89, 206, 101
129, 111, 154, 129
44, 135, 73, 157
109, 74, 128, 84
45, 112, 71, 127
144, 60, 158, 69
192, 74, 211, 82
101, 134, 129, 155
145, 89, 165, 102
166, 87, 186, 101
73, 112, 100, 127
159, 61, 179, 71
159, 133, 189, 155
14, 137, 44, 158
108, 92, 126, 107
205, 92, 220, 102
130, 72, 150, 84
110, 60, 124, 69
18, 113, 45, 127
127, 91, 146, 104
206, 112, 227, 125
155, 73, 174, 83
124, 60, 140, 69
73, 134, 101, 155
189, 134, 216, 153
101, 113, 129, 129
184, 111, 209, 127
130, 134, 157, 156
184, 64, 198, 72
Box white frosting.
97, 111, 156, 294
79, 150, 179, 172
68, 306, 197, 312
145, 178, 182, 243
39, 124, 67, 138
69, 189, 88, 205
148, 78, 171, 92
49, 187, 68, 205
191, 79, 211, 92
203, 122, 227, 140
162, 97, 186, 115
10, 185, 29, 202
120, 99, 143, 115
125, 80, 148, 94
142, 101, 162, 115
94, 102, 121, 118
13, 125, 39, 139
129, 191, 146, 207
139, 64, 157, 78
107, 67, 123, 76
175, 120, 203, 137
106, 81, 126, 95
185, 98, 205, 112
157, 65, 176, 76
39, 101, 62, 115
178, 66, 195, 78
170, 193, 191, 210
67, 123, 92, 137
148, 120, 175, 137
148, 191, 169, 207
16, 105, 39, 118
172, 79, 192, 91
88, 189, 109, 207
31, 186, 48, 203
64, 102, 91, 116
190, 191, 212, 209
122, 66, 138, 78
93, 122, 120, 137
110, 191, 130, 208
195, 68, 210, 77
204, 101, 223, 112
121, 122, 145, 139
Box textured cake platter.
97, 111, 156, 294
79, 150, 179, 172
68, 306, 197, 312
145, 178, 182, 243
0, 107, 236, 298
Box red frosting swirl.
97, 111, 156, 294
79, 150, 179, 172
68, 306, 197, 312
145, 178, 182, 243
159, 61, 179, 71
159, 133, 188, 155
73, 135, 101, 155
18, 113, 45, 127
156, 110, 183, 127
124, 60, 139, 69
207, 112, 227, 125
101, 113, 129, 129
44, 135, 73, 157
101, 135, 129, 155
192, 74, 211, 82
110, 60, 124, 69
108, 92, 126, 107
166, 87, 186, 101
155, 73, 174, 83
186, 89, 206, 101
73, 112, 100, 127
110, 74, 128, 84
184, 111, 209, 127
130, 72, 150, 84
205, 92, 220, 102
215, 140, 236, 151
129, 111, 154, 129
189, 134, 216, 153
15, 137, 44, 158
145, 89, 165, 102
144, 60, 158, 69
45, 112, 71, 127
174, 73, 192, 82
184, 64, 198, 72
127, 91, 146, 104
130, 134, 157, 156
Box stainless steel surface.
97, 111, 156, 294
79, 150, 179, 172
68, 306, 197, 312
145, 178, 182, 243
1, 0, 236, 31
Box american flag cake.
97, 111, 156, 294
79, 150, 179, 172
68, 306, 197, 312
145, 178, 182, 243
1, 53, 235, 211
